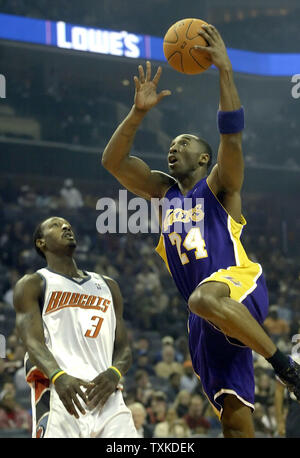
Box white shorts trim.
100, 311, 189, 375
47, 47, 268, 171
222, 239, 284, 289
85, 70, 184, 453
214, 388, 254, 418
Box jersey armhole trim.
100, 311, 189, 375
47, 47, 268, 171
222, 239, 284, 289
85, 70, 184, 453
36, 271, 47, 315
205, 178, 246, 228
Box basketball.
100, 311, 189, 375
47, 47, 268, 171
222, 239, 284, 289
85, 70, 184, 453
163, 18, 212, 75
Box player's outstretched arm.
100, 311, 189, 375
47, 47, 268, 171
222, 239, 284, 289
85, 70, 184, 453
13, 274, 91, 418
196, 25, 244, 222
102, 61, 174, 200
86, 276, 132, 409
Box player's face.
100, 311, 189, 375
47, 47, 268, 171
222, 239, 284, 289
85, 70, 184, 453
41, 217, 77, 255
167, 134, 205, 178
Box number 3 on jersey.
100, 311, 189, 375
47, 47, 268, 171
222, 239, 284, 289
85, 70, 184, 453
85, 316, 104, 338
169, 227, 208, 265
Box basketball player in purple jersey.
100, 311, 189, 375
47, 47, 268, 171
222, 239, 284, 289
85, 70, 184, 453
102, 25, 300, 437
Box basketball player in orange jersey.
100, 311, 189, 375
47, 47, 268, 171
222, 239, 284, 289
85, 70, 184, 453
13, 216, 137, 438
102, 24, 300, 438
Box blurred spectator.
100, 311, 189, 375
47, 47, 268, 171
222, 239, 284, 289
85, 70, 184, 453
3, 269, 20, 309
252, 402, 274, 438
60, 178, 84, 209
173, 390, 191, 418
174, 335, 189, 363
275, 296, 292, 324
132, 337, 150, 358
146, 391, 168, 426
0, 382, 31, 432
168, 418, 191, 438
136, 265, 161, 293
180, 360, 199, 393
255, 371, 275, 409
183, 394, 211, 435
165, 372, 182, 403
131, 350, 155, 376
264, 307, 290, 342
154, 345, 183, 379
128, 402, 153, 438
153, 406, 178, 438
6, 334, 19, 360
17, 185, 37, 208
130, 369, 153, 407
154, 335, 182, 363
14, 365, 31, 394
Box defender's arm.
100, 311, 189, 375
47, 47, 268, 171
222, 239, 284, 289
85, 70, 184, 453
13, 273, 61, 378
86, 276, 132, 408
14, 274, 90, 418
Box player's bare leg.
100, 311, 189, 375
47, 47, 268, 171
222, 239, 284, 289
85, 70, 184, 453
188, 281, 276, 357
222, 395, 255, 438
188, 281, 300, 402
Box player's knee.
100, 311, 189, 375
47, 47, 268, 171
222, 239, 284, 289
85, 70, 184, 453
221, 396, 255, 438
222, 414, 254, 438
222, 408, 240, 432
188, 288, 218, 318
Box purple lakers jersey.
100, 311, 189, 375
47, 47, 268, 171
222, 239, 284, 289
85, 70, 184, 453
156, 177, 254, 302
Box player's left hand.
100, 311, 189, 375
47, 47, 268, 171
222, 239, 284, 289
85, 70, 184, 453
85, 369, 119, 409
194, 25, 232, 70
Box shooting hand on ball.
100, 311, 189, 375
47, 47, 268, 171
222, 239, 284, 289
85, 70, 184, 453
195, 25, 232, 71
134, 61, 171, 112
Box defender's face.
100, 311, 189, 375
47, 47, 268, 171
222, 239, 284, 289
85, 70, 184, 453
168, 134, 203, 178
40, 217, 77, 254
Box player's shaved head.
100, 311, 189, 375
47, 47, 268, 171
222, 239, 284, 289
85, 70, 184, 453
33, 220, 46, 259
190, 134, 213, 169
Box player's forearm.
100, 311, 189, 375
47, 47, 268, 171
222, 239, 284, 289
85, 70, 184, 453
219, 64, 241, 112
25, 338, 61, 379
112, 344, 132, 377
216, 64, 244, 191
102, 105, 147, 172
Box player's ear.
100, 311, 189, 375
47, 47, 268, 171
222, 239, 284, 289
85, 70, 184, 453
198, 152, 209, 166
36, 238, 46, 252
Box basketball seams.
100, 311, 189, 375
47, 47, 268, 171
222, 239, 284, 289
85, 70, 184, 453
188, 49, 207, 70
189, 48, 211, 71
167, 51, 184, 73
163, 26, 179, 44
185, 19, 195, 40
163, 18, 212, 74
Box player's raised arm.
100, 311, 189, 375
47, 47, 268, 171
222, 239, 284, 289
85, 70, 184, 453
197, 26, 244, 196
13, 274, 90, 418
102, 61, 175, 200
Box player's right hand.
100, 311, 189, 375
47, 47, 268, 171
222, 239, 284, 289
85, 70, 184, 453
53, 373, 94, 419
133, 61, 171, 112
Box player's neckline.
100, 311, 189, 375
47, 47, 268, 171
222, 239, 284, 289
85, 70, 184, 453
176, 177, 203, 197
45, 267, 91, 284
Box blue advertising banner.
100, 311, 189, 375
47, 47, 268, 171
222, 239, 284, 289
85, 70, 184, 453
0, 13, 298, 76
